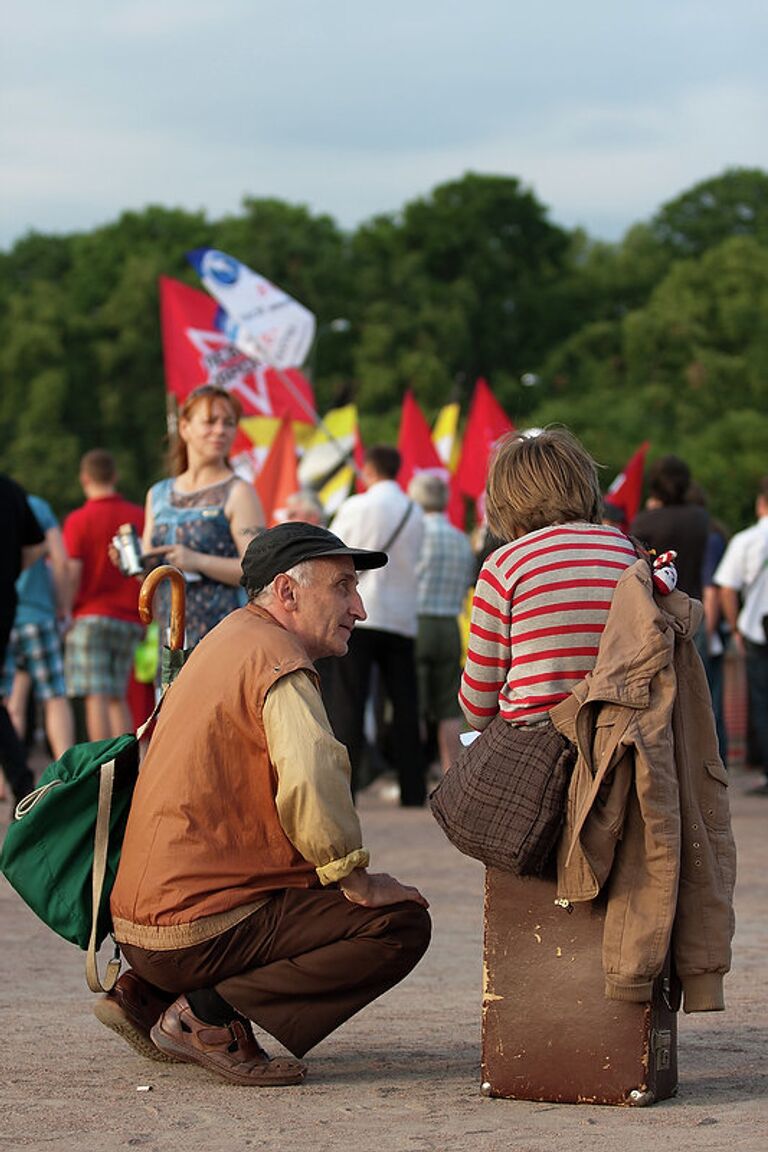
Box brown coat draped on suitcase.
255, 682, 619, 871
549, 559, 736, 1011
482, 560, 737, 1104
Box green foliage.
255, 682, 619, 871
532, 226, 768, 527
1, 168, 767, 532
650, 168, 768, 257
684, 410, 768, 531
349, 173, 573, 419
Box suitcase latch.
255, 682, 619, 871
651, 1028, 672, 1071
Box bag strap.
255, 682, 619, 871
86, 757, 122, 993
85, 693, 166, 994
380, 500, 413, 554
13, 778, 62, 819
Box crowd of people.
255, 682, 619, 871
0, 419, 761, 1087
1, 430, 767, 805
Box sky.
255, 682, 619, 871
2, 0, 767, 250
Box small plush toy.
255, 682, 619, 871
651, 550, 678, 595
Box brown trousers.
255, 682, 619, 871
121, 888, 431, 1058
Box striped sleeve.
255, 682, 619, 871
460, 523, 637, 729
459, 556, 511, 729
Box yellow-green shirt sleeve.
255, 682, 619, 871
263, 669, 370, 885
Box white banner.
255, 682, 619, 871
187, 248, 316, 370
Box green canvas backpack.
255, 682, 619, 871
0, 731, 143, 992
0, 563, 186, 994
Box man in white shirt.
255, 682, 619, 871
325, 446, 426, 805
714, 476, 768, 793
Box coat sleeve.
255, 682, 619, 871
600, 665, 682, 1004
668, 641, 736, 1012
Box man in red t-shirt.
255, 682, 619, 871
63, 450, 144, 740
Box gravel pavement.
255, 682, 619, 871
0, 763, 766, 1152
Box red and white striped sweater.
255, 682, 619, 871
460, 522, 636, 728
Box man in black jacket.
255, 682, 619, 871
630, 455, 709, 599
0, 475, 45, 805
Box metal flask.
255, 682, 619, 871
112, 523, 144, 577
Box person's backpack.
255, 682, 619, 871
0, 564, 187, 993
0, 722, 154, 992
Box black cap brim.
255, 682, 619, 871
240, 522, 389, 593
311, 546, 387, 571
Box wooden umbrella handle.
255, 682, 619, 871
138, 565, 186, 652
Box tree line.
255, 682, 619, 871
1, 167, 767, 531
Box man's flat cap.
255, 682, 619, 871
241, 521, 387, 592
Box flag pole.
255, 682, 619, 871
165, 391, 179, 445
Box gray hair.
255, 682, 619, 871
408, 471, 449, 513
284, 489, 326, 525
250, 560, 315, 606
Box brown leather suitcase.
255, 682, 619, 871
481, 866, 678, 1106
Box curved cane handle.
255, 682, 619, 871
139, 565, 186, 652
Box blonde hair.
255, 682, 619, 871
168, 386, 242, 476
485, 428, 602, 542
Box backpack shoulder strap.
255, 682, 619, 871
86, 757, 122, 993
85, 691, 166, 994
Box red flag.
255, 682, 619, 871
396, 391, 446, 490
159, 276, 316, 423
605, 441, 650, 528
255, 419, 300, 527
451, 379, 514, 527
454, 379, 514, 500
353, 425, 366, 494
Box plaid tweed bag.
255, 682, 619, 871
429, 713, 576, 875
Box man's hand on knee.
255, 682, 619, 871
339, 868, 429, 909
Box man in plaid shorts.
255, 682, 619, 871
1, 494, 74, 764
63, 450, 144, 741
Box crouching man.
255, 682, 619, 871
97, 523, 431, 1086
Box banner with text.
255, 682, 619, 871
187, 248, 316, 370
159, 276, 316, 424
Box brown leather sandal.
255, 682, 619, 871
150, 996, 306, 1086
93, 970, 179, 1063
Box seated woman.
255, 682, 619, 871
142, 385, 265, 649
457, 426, 735, 1041
460, 427, 636, 732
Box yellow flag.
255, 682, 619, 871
304, 404, 359, 450
319, 465, 356, 517
432, 403, 461, 473
240, 416, 282, 451
299, 405, 360, 517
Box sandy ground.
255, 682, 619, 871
1, 763, 766, 1152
